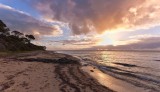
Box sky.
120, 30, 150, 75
0, 0, 160, 50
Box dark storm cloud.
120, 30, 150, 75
0, 4, 62, 37
28, 0, 145, 35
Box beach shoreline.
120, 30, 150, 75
0, 51, 113, 92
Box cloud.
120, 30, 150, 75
129, 34, 160, 39
89, 37, 160, 50
26, 0, 160, 35
57, 39, 96, 45
123, 0, 160, 29
0, 3, 63, 38
51, 37, 99, 46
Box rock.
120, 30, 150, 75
90, 70, 94, 72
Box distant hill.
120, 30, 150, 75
0, 20, 46, 52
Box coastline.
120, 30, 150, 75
82, 66, 145, 92
0, 51, 113, 92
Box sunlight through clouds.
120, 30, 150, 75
1, 0, 160, 50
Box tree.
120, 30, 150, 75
25, 35, 35, 40
0, 20, 10, 35
25, 34, 36, 44
20, 37, 30, 44
11, 31, 24, 37
0, 20, 46, 51
0, 20, 7, 30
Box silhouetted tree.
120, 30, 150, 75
0, 20, 46, 51
0, 20, 10, 35
0, 20, 7, 32
20, 37, 30, 44
25, 35, 35, 40
11, 31, 24, 37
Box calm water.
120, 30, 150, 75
57, 50, 160, 92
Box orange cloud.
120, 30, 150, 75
122, 0, 160, 30
29, 0, 153, 35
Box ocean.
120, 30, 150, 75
57, 50, 160, 92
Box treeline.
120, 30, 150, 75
0, 20, 46, 51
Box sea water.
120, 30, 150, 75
57, 50, 160, 92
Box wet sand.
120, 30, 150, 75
0, 51, 113, 92
82, 66, 145, 92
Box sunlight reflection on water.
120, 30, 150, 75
57, 50, 160, 92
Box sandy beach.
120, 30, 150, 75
0, 1, 160, 92
0, 51, 113, 92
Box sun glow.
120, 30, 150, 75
97, 32, 113, 46
97, 28, 129, 46
98, 38, 113, 46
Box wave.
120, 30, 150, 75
59, 50, 160, 92
81, 57, 160, 92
